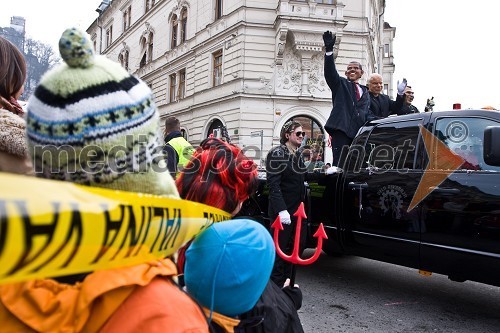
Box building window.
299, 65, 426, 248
139, 33, 153, 67
384, 44, 390, 57
145, 0, 155, 13
207, 119, 224, 138
122, 12, 127, 31
178, 69, 186, 99
105, 25, 113, 48
171, 15, 178, 48
123, 6, 132, 31
180, 9, 187, 43
213, 50, 223, 86
215, 0, 223, 20
140, 37, 147, 68
170, 73, 177, 102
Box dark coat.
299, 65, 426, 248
369, 92, 404, 118
397, 104, 420, 115
266, 145, 324, 219
323, 54, 373, 139
266, 144, 307, 219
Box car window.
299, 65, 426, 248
362, 120, 421, 171
434, 117, 500, 172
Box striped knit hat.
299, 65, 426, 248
26, 28, 178, 197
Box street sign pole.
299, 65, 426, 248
251, 130, 264, 162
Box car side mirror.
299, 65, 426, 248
484, 126, 500, 166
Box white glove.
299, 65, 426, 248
325, 166, 342, 175
279, 210, 292, 225
397, 78, 407, 95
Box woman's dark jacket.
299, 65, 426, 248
266, 145, 323, 219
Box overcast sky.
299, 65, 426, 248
384, 0, 500, 111
0, 1, 99, 54
2, 1, 499, 111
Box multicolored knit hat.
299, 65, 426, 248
26, 28, 177, 196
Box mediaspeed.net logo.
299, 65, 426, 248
407, 124, 466, 212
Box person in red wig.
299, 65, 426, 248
176, 137, 304, 332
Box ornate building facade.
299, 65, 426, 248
87, 0, 396, 164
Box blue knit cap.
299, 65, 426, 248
184, 219, 275, 317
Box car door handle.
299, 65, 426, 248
349, 182, 368, 218
429, 186, 460, 194
348, 182, 368, 189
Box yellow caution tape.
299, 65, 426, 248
0, 173, 231, 284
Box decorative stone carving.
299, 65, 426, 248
308, 53, 327, 94
276, 47, 301, 93
291, 32, 323, 54
243, 77, 273, 94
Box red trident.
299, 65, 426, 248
271, 202, 328, 286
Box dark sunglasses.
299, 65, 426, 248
294, 131, 305, 137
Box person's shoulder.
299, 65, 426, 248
268, 145, 287, 157
102, 278, 209, 332
163, 142, 174, 151
380, 93, 391, 101
0, 108, 26, 128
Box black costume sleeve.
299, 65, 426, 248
266, 147, 288, 215
324, 54, 340, 95
389, 93, 405, 115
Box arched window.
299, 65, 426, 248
181, 128, 188, 140
139, 36, 147, 68
171, 15, 178, 48
283, 115, 326, 163
147, 32, 154, 62
180, 9, 187, 43
207, 119, 224, 138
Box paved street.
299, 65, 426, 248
297, 250, 500, 333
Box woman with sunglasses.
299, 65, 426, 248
265, 120, 323, 287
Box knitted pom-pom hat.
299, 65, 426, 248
26, 28, 177, 196
184, 219, 275, 317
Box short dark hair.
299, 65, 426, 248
280, 120, 302, 144
348, 61, 363, 71
164, 116, 180, 133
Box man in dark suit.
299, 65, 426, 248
367, 73, 406, 118
323, 31, 374, 167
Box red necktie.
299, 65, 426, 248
353, 82, 360, 101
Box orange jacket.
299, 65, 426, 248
0, 259, 209, 333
